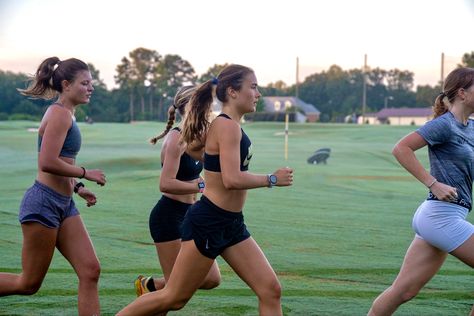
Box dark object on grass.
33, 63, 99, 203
307, 148, 331, 164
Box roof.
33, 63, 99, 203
377, 107, 433, 118
262, 96, 320, 114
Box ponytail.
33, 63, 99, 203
181, 80, 215, 145
432, 92, 448, 118
149, 105, 176, 144
432, 67, 474, 118
18, 57, 89, 100
149, 85, 196, 144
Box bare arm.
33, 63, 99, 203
393, 131, 457, 201
159, 131, 201, 194
219, 121, 293, 190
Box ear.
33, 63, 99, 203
226, 86, 237, 99
61, 80, 71, 91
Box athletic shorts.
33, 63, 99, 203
412, 200, 474, 252
18, 180, 79, 229
182, 195, 251, 259
149, 195, 192, 243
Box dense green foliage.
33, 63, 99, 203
0, 50, 472, 122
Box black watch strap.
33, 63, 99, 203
74, 182, 85, 193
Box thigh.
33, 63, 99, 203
155, 240, 181, 281
221, 237, 278, 294
392, 238, 447, 291
56, 215, 99, 274
21, 222, 58, 283
450, 234, 474, 267
164, 240, 214, 298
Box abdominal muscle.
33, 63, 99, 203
203, 171, 247, 212
36, 156, 75, 196
163, 187, 198, 205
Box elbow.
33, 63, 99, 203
39, 159, 55, 174
222, 177, 239, 190
392, 143, 402, 158
159, 180, 174, 193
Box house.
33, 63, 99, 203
358, 107, 433, 125
261, 96, 321, 122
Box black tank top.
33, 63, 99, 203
204, 113, 252, 172
162, 127, 203, 181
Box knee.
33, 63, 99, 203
200, 272, 221, 290
18, 278, 42, 295
257, 278, 282, 301
399, 288, 418, 303
77, 260, 101, 284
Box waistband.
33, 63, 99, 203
160, 195, 193, 207
200, 195, 243, 218
33, 180, 71, 202
427, 192, 471, 211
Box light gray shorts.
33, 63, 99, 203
412, 200, 474, 252
18, 180, 79, 228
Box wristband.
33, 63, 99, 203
74, 182, 85, 193
427, 179, 437, 189
79, 166, 86, 179
198, 181, 205, 193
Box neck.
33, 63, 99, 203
56, 98, 75, 114
450, 103, 472, 125
221, 106, 243, 123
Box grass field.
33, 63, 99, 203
0, 120, 473, 315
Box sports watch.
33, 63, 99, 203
267, 174, 277, 188
198, 181, 205, 193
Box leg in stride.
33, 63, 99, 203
222, 237, 282, 316
56, 216, 101, 316
117, 240, 214, 316
368, 238, 447, 316
0, 223, 57, 296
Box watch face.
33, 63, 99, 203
270, 175, 277, 184
198, 182, 205, 189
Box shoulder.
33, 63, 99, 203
43, 104, 73, 129
163, 129, 185, 154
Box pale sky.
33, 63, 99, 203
1, 0, 473, 90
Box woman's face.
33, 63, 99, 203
234, 72, 261, 114
63, 70, 94, 105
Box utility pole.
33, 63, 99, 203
361, 54, 368, 123
440, 52, 445, 88
295, 56, 299, 98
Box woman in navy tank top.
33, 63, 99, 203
118, 65, 293, 315
133, 86, 221, 296
0, 57, 106, 315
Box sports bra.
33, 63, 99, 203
162, 127, 203, 181
204, 113, 252, 172
38, 119, 81, 159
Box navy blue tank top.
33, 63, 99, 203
204, 113, 252, 172
38, 119, 81, 159
162, 127, 203, 181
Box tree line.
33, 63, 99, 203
1, 49, 473, 123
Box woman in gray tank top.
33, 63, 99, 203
369, 67, 474, 316
0, 57, 106, 315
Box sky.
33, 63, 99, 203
1, 0, 473, 90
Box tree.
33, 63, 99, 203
115, 57, 136, 121
459, 51, 474, 67
198, 63, 229, 83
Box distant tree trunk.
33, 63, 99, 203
140, 95, 145, 117
149, 88, 154, 119
129, 90, 134, 122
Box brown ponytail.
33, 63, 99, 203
18, 57, 89, 100
433, 67, 474, 118
149, 85, 196, 144
181, 64, 254, 145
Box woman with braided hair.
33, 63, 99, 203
368, 67, 474, 315
0, 56, 106, 315
134, 85, 221, 296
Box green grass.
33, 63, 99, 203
0, 120, 473, 315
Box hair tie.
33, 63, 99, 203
211, 77, 218, 85
172, 104, 177, 109
439, 92, 446, 97
52, 61, 61, 72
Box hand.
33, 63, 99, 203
84, 169, 106, 186
430, 181, 458, 202
77, 187, 97, 207
273, 167, 294, 187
